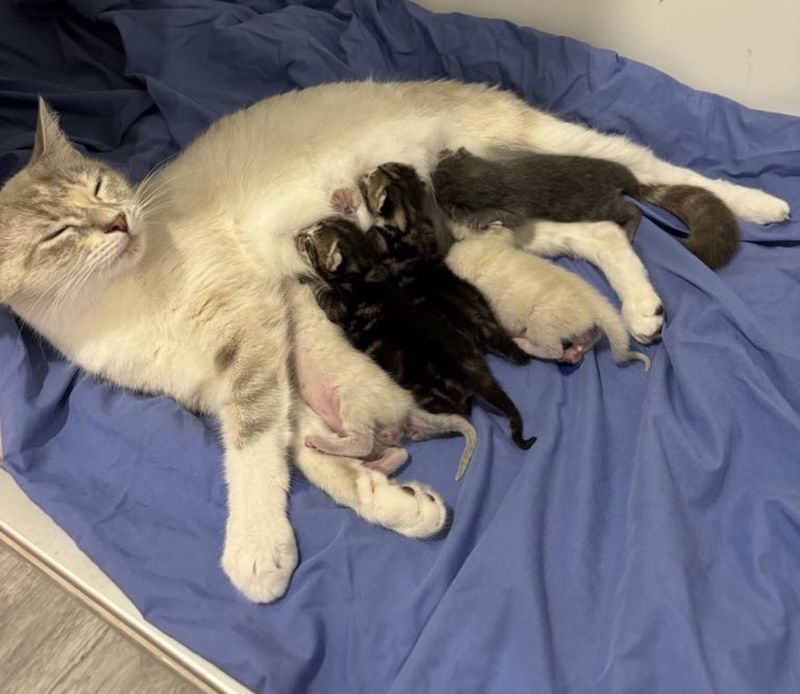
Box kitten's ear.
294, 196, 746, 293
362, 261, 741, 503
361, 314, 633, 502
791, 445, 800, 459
31, 97, 72, 162
324, 241, 343, 272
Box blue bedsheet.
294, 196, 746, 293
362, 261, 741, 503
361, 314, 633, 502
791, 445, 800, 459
2, 1, 800, 692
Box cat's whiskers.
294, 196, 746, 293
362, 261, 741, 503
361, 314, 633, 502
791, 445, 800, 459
47, 258, 99, 314
132, 154, 179, 204
37, 240, 127, 319
134, 170, 190, 211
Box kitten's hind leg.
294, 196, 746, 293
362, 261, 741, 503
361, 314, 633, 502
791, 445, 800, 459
305, 431, 375, 458
519, 220, 664, 344
561, 327, 601, 364
364, 447, 409, 475
514, 335, 566, 361
294, 414, 445, 538
600, 198, 642, 241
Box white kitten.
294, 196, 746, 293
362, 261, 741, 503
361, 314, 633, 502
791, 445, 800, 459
447, 233, 651, 370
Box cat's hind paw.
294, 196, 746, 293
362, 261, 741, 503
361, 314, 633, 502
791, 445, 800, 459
357, 473, 447, 538
723, 185, 790, 224
622, 292, 665, 344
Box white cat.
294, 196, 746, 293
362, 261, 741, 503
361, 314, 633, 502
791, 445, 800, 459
446, 232, 651, 369
0, 81, 789, 603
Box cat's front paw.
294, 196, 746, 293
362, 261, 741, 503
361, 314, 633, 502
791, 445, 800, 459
222, 513, 298, 603
723, 185, 790, 224
622, 294, 665, 344
357, 473, 447, 538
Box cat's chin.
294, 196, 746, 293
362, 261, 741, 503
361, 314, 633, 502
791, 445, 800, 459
107, 231, 145, 276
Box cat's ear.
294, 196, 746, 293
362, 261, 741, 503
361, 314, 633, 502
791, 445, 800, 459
31, 97, 72, 162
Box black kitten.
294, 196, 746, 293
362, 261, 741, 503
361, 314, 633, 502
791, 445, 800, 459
298, 165, 536, 450
432, 148, 740, 268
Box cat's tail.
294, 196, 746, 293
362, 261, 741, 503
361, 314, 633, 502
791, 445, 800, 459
472, 365, 536, 451
409, 409, 478, 481
593, 295, 652, 371
637, 184, 740, 269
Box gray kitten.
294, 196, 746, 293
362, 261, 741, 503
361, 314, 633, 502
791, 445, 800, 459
432, 147, 740, 269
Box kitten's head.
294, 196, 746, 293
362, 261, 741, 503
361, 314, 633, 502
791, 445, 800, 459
360, 162, 426, 231
0, 99, 143, 309
360, 162, 440, 257
296, 217, 385, 283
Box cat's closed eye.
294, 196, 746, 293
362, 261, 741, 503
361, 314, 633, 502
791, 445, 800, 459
42, 226, 72, 243
94, 177, 104, 198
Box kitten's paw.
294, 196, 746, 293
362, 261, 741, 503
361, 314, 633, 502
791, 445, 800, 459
722, 184, 790, 224
364, 447, 409, 475
357, 473, 447, 538
560, 327, 600, 363
222, 514, 298, 603
622, 293, 665, 344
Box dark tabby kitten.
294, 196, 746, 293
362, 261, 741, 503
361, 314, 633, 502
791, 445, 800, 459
297, 164, 536, 450
432, 147, 740, 269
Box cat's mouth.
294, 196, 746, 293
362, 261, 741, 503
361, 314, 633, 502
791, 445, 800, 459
104, 214, 144, 271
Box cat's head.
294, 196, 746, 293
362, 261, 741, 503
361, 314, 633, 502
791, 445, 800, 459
296, 217, 385, 283
0, 99, 143, 309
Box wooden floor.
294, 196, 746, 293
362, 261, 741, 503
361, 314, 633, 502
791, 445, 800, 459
0, 543, 200, 694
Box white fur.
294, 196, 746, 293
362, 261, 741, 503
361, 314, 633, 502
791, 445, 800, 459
447, 233, 651, 369
294, 404, 447, 538
7, 80, 789, 602
516, 220, 666, 343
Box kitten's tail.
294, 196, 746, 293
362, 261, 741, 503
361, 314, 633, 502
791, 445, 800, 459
473, 366, 536, 451
409, 409, 478, 481
593, 296, 651, 371
637, 184, 740, 269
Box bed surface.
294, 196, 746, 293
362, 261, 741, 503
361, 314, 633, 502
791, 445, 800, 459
1, 1, 800, 692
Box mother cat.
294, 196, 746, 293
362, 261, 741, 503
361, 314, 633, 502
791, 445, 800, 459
0, 80, 789, 603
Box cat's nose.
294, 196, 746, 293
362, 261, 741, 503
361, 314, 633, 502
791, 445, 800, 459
107, 213, 128, 234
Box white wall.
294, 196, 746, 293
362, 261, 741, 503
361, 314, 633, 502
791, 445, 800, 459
415, 0, 800, 116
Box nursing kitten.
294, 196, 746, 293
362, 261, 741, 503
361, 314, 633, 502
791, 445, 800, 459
446, 232, 651, 369
433, 147, 741, 269
290, 280, 478, 480
2, 80, 787, 603
298, 165, 536, 450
